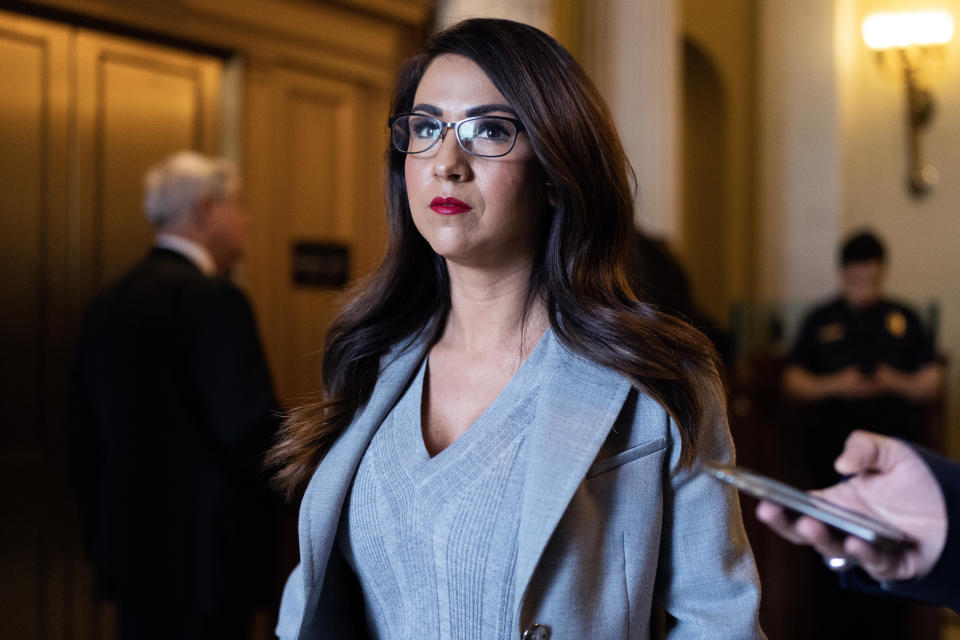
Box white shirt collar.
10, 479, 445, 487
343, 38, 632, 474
155, 233, 217, 277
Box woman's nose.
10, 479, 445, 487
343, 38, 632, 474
431, 128, 469, 181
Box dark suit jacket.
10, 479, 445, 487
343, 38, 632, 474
68, 248, 280, 612
903, 448, 960, 612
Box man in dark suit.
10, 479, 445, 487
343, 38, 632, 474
68, 151, 280, 639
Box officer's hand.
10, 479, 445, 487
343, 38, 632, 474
873, 364, 907, 394
830, 366, 880, 398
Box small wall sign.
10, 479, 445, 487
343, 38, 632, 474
292, 241, 350, 288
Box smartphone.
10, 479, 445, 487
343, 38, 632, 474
702, 463, 915, 552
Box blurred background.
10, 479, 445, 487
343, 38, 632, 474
1, 0, 957, 638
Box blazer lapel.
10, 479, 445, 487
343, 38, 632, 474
513, 336, 632, 617
297, 333, 428, 638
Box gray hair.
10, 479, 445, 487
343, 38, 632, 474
143, 151, 237, 228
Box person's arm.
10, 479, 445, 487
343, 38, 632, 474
658, 414, 765, 639
65, 313, 102, 558
879, 446, 960, 612
874, 362, 944, 404
755, 430, 960, 612
783, 364, 880, 402
184, 281, 281, 479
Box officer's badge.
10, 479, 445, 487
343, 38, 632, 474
886, 311, 907, 338
817, 322, 845, 343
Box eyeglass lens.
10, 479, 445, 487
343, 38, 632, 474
391, 115, 518, 157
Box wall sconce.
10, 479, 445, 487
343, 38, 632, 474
862, 10, 954, 196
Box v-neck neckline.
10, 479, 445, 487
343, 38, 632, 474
413, 327, 552, 464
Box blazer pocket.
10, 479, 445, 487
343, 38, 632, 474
586, 436, 667, 479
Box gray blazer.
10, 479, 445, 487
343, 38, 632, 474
277, 331, 764, 639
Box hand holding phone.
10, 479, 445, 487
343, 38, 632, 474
706, 430, 947, 584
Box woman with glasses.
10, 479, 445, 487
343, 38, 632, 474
271, 18, 764, 640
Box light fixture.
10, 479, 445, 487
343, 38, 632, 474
862, 9, 954, 196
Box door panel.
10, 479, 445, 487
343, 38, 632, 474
0, 17, 64, 451
246, 66, 382, 402
0, 12, 70, 639
285, 76, 359, 399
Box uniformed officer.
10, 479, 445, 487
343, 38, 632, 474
785, 230, 943, 478
780, 229, 944, 640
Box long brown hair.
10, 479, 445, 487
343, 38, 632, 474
268, 18, 724, 500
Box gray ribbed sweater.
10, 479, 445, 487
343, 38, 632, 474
338, 331, 550, 639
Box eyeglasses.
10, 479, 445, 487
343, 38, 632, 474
388, 113, 525, 158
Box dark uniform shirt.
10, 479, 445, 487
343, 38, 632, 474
788, 296, 937, 483
790, 297, 935, 376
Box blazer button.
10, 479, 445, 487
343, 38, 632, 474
522, 623, 550, 640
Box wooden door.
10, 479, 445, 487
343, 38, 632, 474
0, 10, 221, 638
244, 62, 389, 402
0, 12, 71, 639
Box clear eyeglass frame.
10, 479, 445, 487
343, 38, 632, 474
388, 112, 526, 158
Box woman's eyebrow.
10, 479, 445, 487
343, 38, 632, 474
411, 103, 442, 116
465, 103, 517, 117
410, 103, 517, 118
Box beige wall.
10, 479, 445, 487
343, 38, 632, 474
837, 0, 960, 453
681, 0, 758, 321
435, 0, 552, 31
757, 0, 843, 309
587, 0, 680, 239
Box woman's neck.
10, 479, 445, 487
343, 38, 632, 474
440, 260, 548, 356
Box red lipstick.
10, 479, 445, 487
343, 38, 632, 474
430, 196, 472, 215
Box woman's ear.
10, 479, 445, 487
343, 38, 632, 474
542, 177, 557, 208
